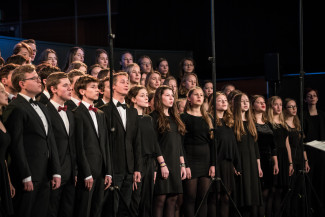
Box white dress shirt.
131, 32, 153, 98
50, 100, 70, 135
112, 98, 127, 130
70, 96, 80, 107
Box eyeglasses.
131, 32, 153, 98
23, 76, 41, 81
286, 105, 297, 110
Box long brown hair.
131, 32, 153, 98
154, 86, 186, 135
185, 87, 213, 136
266, 96, 286, 128
251, 95, 268, 123
283, 98, 301, 132
145, 71, 161, 94
208, 91, 234, 128
232, 93, 258, 142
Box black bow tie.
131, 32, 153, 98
117, 102, 127, 110
29, 98, 37, 105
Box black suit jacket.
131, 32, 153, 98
3, 95, 61, 182
65, 100, 78, 111
101, 101, 142, 174
36, 92, 50, 105
94, 99, 106, 108
46, 102, 77, 183
73, 103, 111, 179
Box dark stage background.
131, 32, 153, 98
0, 0, 324, 109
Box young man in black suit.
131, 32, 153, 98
36, 64, 60, 105
74, 75, 112, 217
65, 69, 84, 111
0, 63, 19, 103
95, 76, 110, 108
46, 72, 76, 217
3, 64, 61, 217
101, 72, 142, 217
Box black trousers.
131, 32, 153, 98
13, 180, 50, 217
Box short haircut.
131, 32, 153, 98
0, 57, 4, 66
66, 61, 87, 73
67, 69, 85, 83
39, 65, 61, 85
112, 71, 129, 86
74, 75, 99, 100
22, 39, 36, 45
13, 42, 33, 56
99, 76, 110, 92
12, 65, 35, 92
97, 69, 110, 79
88, 64, 102, 75
46, 72, 68, 98
0, 63, 19, 80
6, 54, 28, 65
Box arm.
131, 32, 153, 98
286, 136, 294, 176
180, 156, 186, 180
304, 151, 310, 173
272, 155, 279, 175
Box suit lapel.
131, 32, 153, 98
80, 104, 99, 138
48, 103, 69, 135
110, 102, 125, 131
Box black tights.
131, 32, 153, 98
183, 177, 211, 217
153, 194, 178, 217
258, 188, 274, 217
273, 187, 284, 216
207, 191, 231, 217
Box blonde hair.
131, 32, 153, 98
266, 96, 286, 128
283, 98, 301, 132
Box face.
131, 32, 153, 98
73, 49, 84, 62
90, 67, 102, 78
162, 89, 174, 108
183, 60, 194, 73
305, 90, 318, 105
168, 79, 177, 94
240, 95, 250, 112
47, 53, 57, 66
215, 94, 228, 111
184, 75, 197, 90
120, 53, 133, 69
52, 78, 71, 102
79, 66, 87, 73
224, 85, 235, 96
158, 61, 169, 76
129, 65, 141, 84
102, 81, 111, 99
253, 97, 266, 112
134, 88, 149, 108
20, 71, 42, 96
81, 82, 99, 101
272, 98, 282, 115
17, 47, 30, 60
113, 75, 129, 96
98, 53, 109, 68
188, 89, 204, 106
1, 70, 15, 92
203, 82, 213, 97
0, 84, 9, 107
140, 73, 147, 86
149, 73, 161, 89
286, 100, 297, 116
28, 43, 37, 61
140, 58, 152, 73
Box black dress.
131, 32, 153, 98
287, 126, 304, 170
255, 123, 277, 189
214, 119, 240, 192
131, 114, 162, 217
0, 129, 13, 216
180, 113, 213, 178
235, 122, 263, 207
270, 123, 289, 188
150, 111, 183, 195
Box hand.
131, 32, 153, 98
258, 167, 263, 178
181, 166, 187, 180
273, 163, 279, 175
75, 176, 77, 186
51, 177, 61, 190
209, 166, 215, 178
132, 181, 138, 191
305, 161, 310, 173
23, 181, 34, 192
154, 172, 157, 184
186, 167, 192, 179
161, 166, 169, 179
104, 176, 112, 190
133, 171, 141, 183
10, 182, 15, 198
289, 164, 294, 176
234, 168, 241, 176
85, 177, 94, 191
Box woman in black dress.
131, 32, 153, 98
207, 91, 240, 217
233, 93, 263, 217
0, 83, 15, 216
251, 95, 279, 217
284, 98, 310, 217
266, 96, 294, 216
150, 86, 187, 217
127, 85, 169, 217
180, 87, 214, 217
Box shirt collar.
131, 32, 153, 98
50, 99, 64, 111
81, 101, 93, 109
70, 96, 80, 106
43, 90, 50, 99
112, 98, 125, 107
19, 93, 36, 102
